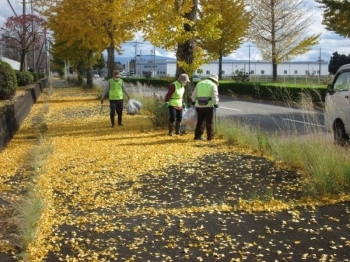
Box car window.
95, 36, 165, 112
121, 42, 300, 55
334, 72, 350, 92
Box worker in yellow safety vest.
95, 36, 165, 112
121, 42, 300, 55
191, 74, 219, 141
163, 74, 190, 136
101, 70, 130, 127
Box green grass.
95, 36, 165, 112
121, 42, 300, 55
137, 82, 350, 197
11, 136, 53, 261
94, 81, 349, 198
12, 189, 45, 260
215, 100, 350, 197
10, 84, 53, 261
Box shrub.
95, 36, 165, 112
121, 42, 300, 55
139, 93, 168, 127
231, 69, 250, 82
56, 67, 65, 77
16, 71, 34, 86
0, 60, 18, 100
37, 71, 45, 79
30, 72, 39, 82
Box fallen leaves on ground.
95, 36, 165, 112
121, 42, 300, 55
0, 80, 350, 261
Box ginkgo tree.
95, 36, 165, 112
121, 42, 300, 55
0, 14, 47, 72
141, 0, 251, 80
44, 0, 106, 87
246, 0, 320, 82
35, 0, 149, 84
140, 0, 194, 76
197, 0, 251, 80
141, 0, 218, 77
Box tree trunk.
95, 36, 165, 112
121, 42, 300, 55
175, 0, 198, 77
271, 3, 277, 82
219, 53, 223, 80
272, 62, 278, 82
20, 50, 26, 72
176, 40, 194, 76
36, 43, 44, 72
107, 45, 114, 79
86, 50, 93, 88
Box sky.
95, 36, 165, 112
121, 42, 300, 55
1, 0, 350, 64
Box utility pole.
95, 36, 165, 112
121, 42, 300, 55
31, 0, 36, 72
134, 40, 138, 73
45, 34, 50, 76
319, 47, 321, 77
248, 45, 251, 80
22, 0, 26, 71
318, 47, 321, 84
150, 46, 156, 77
127, 40, 146, 74
153, 46, 156, 77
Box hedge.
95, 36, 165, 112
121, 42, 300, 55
121, 77, 327, 103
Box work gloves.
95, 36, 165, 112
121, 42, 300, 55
214, 104, 218, 113
163, 102, 169, 109
182, 103, 187, 109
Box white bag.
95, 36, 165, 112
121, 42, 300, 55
126, 99, 143, 115
181, 107, 197, 129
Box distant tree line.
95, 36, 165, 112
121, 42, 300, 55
329, 52, 350, 74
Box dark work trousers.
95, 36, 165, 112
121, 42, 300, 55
168, 106, 183, 124
109, 99, 124, 126
195, 107, 214, 140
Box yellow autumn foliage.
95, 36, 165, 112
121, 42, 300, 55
2, 79, 350, 261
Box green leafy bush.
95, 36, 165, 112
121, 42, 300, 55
0, 60, 18, 100
37, 71, 45, 79
30, 72, 39, 82
140, 94, 168, 128
16, 71, 34, 86
231, 69, 250, 82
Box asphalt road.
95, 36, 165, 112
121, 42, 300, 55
97, 79, 329, 138
217, 96, 326, 137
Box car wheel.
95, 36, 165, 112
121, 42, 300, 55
334, 121, 348, 146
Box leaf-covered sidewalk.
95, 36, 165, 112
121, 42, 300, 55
1, 79, 350, 261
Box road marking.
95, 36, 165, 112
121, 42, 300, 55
281, 118, 324, 127
220, 106, 242, 112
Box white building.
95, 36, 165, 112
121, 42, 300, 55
0, 56, 20, 70
132, 56, 329, 78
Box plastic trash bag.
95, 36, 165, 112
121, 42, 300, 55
181, 107, 197, 129
126, 99, 143, 115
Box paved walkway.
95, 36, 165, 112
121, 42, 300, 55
0, 78, 349, 261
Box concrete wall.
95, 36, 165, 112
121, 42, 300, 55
0, 78, 49, 153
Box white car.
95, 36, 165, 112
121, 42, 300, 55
324, 64, 350, 145
193, 74, 200, 81
93, 70, 99, 78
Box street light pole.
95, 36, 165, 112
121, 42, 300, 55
22, 0, 26, 71
153, 46, 155, 77
150, 46, 156, 77
248, 45, 250, 80
31, 0, 36, 72
134, 41, 137, 74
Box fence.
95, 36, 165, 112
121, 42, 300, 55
248, 75, 333, 85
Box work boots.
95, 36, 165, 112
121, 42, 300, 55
175, 122, 181, 135
168, 122, 174, 136
168, 122, 183, 136
110, 115, 115, 128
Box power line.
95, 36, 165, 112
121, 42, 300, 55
6, 0, 18, 16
